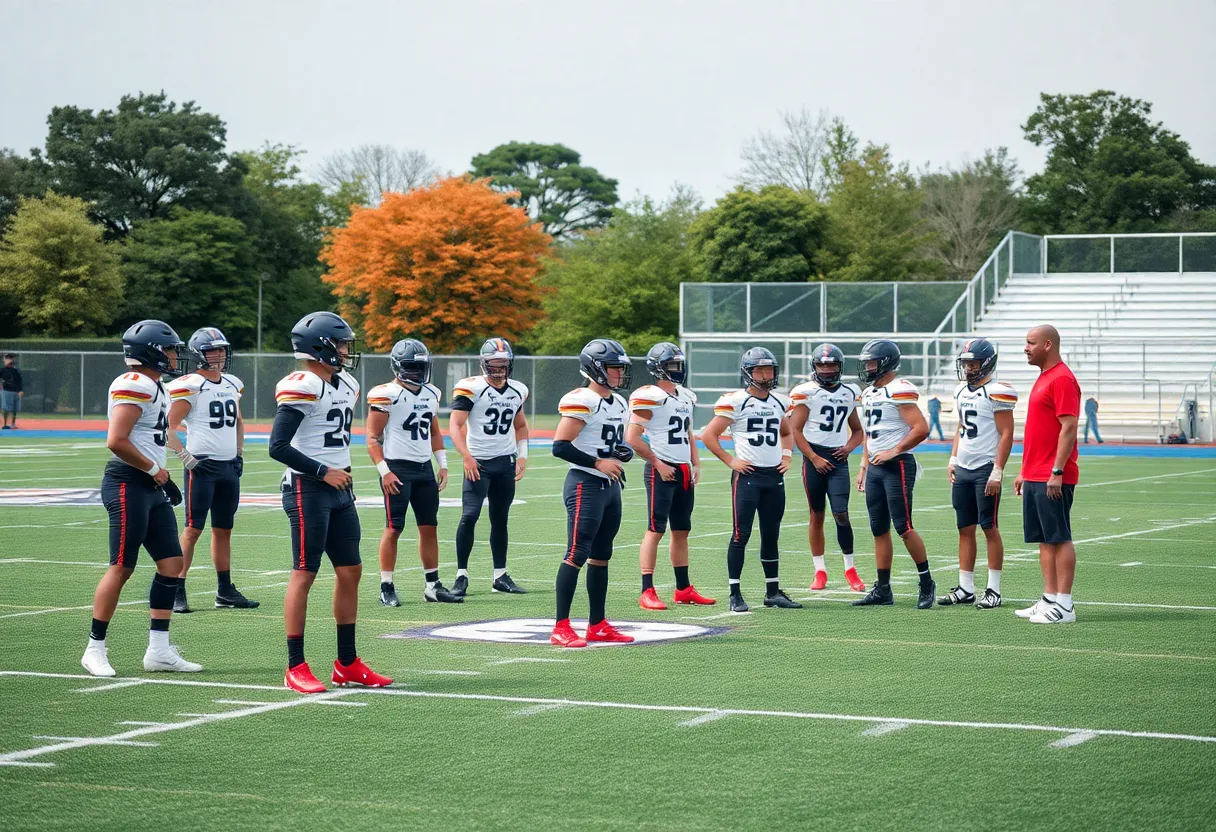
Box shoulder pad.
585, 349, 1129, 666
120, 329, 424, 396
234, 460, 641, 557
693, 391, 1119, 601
507, 380, 529, 400
679, 386, 698, 405
629, 385, 665, 411
424, 382, 442, 402
889, 378, 919, 402
989, 381, 1018, 404
953, 382, 967, 398
167, 373, 204, 400
367, 383, 398, 408
223, 373, 245, 394
276, 370, 323, 404
559, 387, 598, 418
770, 391, 791, 411
453, 376, 483, 400
713, 389, 745, 417
110, 372, 159, 403
788, 381, 815, 405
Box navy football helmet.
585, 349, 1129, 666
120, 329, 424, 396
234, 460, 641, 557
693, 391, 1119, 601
956, 338, 998, 388
810, 342, 845, 390
391, 338, 431, 388
858, 339, 901, 385
122, 320, 187, 377
290, 312, 360, 371
187, 327, 231, 372
645, 342, 687, 385
740, 347, 779, 391
580, 339, 632, 390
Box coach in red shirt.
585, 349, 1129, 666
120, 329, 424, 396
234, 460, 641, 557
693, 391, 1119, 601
1014, 325, 1080, 624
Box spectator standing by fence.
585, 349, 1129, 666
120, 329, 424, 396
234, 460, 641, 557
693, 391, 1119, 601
927, 395, 945, 441
1084, 396, 1102, 444
1, 354, 22, 429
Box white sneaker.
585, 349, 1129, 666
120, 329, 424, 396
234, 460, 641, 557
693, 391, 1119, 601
81, 640, 116, 677
1015, 597, 1050, 619
143, 644, 203, 672
1029, 603, 1077, 624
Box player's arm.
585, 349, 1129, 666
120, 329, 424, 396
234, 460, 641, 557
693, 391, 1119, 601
701, 415, 752, 474
430, 413, 449, 492
687, 419, 701, 482
513, 408, 529, 481
166, 398, 194, 463
840, 409, 864, 458
986, 409, 1015, 496
107, 404, 169, 485
365, 407, 401, 495
448, 401, 478, 483
552, 415, 621, 480
856, 427, 869, 492
777, 413, 793, 473
947, 416, 962, 483
871, 403, 929, 465
269, 405, 350, 489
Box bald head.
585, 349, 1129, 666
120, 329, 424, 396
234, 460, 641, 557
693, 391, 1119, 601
1024, 324, 1061, 369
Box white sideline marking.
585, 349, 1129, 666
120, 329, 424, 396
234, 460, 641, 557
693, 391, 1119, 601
1051, 731, 1098, 749
1120, 562, 1143, 567
32, 735, 158, 747
0, 687, 354, 766
0, 578, 294, 619
799, 588, 1216, 612
512, 703, 572, 717
395, 669, 482, 676
1078, 468, 1216, 489
487, 657, 572, 665
118, 721, 169, 727
862, 721, 911, 737
679, 711, 729, 727
317, 700, 367, 707
213, 699, 287, 707
74, 680, 146, 693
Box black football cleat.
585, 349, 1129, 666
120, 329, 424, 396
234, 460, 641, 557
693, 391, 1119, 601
424, 582, 463, 603
938, 586, 975, 606
491, 574, 528, 594
215, 585, 259, 609
975, 588, 1002, 609
380, 582, 401, 607
729, 592, 750, 613
763, 589, 803, 609
917, 578, 937, 609
452, 575, 469, 598
173, 582, 192, 614
851, 584, 894, 606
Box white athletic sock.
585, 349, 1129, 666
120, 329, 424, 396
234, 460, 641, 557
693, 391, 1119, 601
842, 554, 855, 571
88, 637, 105, 648
958, 570, 975, 594
1044, 592, 1058, 603
380, 571, 393, 584
493, 568, 507, 580
1057, 592, 1073, 610
728, 578, 740, 586
812, 556, 826, 573
987, 569, 1002, 593
457, 568, 469, 578
148, 629, 169, 650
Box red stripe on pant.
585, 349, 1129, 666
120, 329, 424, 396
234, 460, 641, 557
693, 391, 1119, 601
295, 483, 306, 570
993, 487, 1000, 529
117, 483, 128, 566
383, 481, 391, 528
648, 466, 656, 530
563, 482, 584, 566
731, 473, 740, 541
185, 469, 193, 528
899, 459, 913, 531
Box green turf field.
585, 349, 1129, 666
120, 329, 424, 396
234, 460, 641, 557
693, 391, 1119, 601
1, 438, 1214, 831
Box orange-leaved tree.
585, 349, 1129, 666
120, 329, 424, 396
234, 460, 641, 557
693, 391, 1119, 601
320, 175, 551, 353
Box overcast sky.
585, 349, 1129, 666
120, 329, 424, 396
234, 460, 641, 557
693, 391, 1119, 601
3, 0, 1214, 203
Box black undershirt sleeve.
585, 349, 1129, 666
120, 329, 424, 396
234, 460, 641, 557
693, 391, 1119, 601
269, 405, 328, 479
552, 439, 599, 468
451, 396, 474, 412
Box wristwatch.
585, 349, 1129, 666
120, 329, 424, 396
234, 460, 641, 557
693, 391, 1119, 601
1051, 468, 1064, 476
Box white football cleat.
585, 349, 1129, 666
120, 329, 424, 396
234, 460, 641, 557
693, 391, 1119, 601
1029, 603, 1076, 624
1015, 597, 1051, 619
143, 644, 203, 673
81, 640, 117, 677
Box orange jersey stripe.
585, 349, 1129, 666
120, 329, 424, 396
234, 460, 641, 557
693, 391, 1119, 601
112, 390, 152, 400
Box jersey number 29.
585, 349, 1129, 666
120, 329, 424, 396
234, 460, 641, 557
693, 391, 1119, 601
324, 407, 353, 447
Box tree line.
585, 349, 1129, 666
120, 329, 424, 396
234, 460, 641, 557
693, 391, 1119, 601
1, 89, 1212, 354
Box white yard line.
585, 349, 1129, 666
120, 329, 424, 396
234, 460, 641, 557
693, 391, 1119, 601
861, 721, 911, 737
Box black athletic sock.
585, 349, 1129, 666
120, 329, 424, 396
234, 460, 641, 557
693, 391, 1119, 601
217, 570, 232, 590
765, 579, 780, 596
836, 524, 854, 556
424, 569, 439, 584
586, 564, 608, 625
877, 568, 891, 587
916, 559, 932, 586
555, 562, 580, 622
336, 622, 356, 666
641, 572, 654, 592
727, 547, 745, 581
673, 565, 690, 590
90, 618, 109, 641
150, 618, 169, 632
287, 634, 305, 669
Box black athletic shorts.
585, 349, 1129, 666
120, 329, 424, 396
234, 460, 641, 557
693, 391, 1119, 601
183, 457, 240, 531
802, 445, 851, 515
562, 469, 622, 567
952, 462, 1000, 530
102, 461, 182, 567
642, 460, 694, 534
382, 459, 440, 529
864, 453, 916, 537
1022, 480, 1074, 544
282, 472, 362, 573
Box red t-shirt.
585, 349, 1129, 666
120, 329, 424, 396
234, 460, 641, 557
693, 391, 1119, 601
1023, 362, 1081, 484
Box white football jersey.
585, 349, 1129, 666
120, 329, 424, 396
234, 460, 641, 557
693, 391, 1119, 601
558, 387, 628, 479
167, 372, 243, 460
274, 369, 361, 473
713, 389, 790, 468
368, 381, 441, 463
629, 384, 697, 465
954, 379, 1018, 469
860, 378, 920, 455
107, 372, 169, 469
788, 380, 862, 450
452, 376, 529, 460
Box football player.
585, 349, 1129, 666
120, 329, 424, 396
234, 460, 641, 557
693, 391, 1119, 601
940, 338, 1016, 609
787, 343, 866, 593
270, 312, 391, 694
165, 327, 258, 613
626, 342, 715, 610
366, 338, 459, 606
549, 339, 637, 647
81, 320, 202, 677
701, 348, 802, 613
449, 338, 530, 596
852, 340, 936, 609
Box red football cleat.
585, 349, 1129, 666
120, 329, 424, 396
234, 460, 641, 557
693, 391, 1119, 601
673, 585, 716, 605
585, 620, 635, 644
844, 567, 866, 592
550, 619, 588, 648
639, 587, 668, 610
810, 570, 829, 591
285, 662, 327, 694
331, 657, 393, 688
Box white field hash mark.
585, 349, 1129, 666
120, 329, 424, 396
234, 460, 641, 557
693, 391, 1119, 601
1, 672, 1215, 766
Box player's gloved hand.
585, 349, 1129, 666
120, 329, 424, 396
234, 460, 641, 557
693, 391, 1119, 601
233, 455, 243, 478
162, 479, 183, 506
611, 444, 635, 464
176, 449, 198, 471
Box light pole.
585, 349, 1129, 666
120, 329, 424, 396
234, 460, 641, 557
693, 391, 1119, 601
254, 273, 267, 420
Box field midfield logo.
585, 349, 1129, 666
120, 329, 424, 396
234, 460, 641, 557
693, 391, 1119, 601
384, 617, 727, 647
